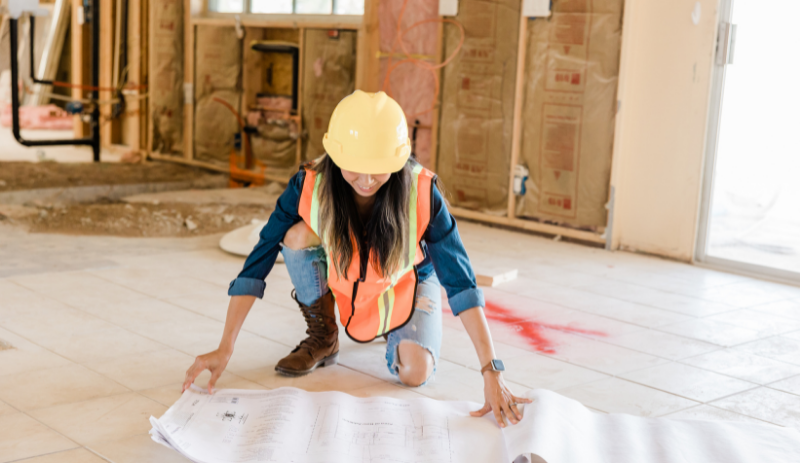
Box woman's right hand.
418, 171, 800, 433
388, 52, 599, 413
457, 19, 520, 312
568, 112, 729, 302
182, 348, 232, 394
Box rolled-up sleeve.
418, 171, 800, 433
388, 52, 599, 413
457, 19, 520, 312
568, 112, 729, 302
228, 171, 305, 298
424, 185, 485, 316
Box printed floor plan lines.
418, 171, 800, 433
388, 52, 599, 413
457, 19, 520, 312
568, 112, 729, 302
308, 403, 452, 462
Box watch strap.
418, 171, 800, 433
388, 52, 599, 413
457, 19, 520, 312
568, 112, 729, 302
480, 360, 500, 375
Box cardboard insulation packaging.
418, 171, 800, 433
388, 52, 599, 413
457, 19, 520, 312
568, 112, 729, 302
149, 0, 183, 154
437, 0, 521, 213
302, 29, 356, 161
193, 25, 242, 164
517, 0, 623, 229
378, 0, 439, 168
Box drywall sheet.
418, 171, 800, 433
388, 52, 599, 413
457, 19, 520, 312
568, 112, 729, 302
194, 25, 242, 164
302, 29, 356, 161
150, 0, 183, 154
518, 0, 623, 228
378, 0, 439, 169
437, 0, 520, 212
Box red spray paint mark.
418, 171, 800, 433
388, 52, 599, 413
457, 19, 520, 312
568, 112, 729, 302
482, 301, 607, 355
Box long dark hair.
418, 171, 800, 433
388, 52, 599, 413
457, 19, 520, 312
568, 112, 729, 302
312, 155, 412, 280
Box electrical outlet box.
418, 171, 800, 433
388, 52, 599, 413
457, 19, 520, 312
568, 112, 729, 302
523, 0, 551, 17
439, 0, 458, 16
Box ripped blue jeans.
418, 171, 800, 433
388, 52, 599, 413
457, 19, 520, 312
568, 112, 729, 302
281, 244, 442, 386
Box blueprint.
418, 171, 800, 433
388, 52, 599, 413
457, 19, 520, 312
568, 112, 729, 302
151, 387, 800, 463
150, 386, 506, 463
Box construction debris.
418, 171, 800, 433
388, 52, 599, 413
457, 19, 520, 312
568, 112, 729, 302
122, 183, 283, 206
475, 267, 519, 287
0, 161, 225, 193
16, 202, 272, 237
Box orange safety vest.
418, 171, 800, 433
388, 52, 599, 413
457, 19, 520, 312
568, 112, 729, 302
298, 162, 435, 343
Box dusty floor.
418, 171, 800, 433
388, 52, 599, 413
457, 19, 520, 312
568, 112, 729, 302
1, 217, 799, 462
0, 159, 269, 237
7, 202, 272, 237
0, 161, 224, 193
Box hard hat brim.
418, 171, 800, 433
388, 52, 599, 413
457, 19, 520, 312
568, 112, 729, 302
326, 150, 410, 175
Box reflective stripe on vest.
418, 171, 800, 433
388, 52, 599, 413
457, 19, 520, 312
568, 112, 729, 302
298, 163, 433, 342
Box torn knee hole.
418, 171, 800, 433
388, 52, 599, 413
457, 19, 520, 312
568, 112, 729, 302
415, 296, 436, 314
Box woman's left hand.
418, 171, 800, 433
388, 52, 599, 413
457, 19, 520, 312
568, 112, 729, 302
470, 371, 532, 427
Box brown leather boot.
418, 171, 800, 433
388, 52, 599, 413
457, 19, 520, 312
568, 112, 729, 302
275, 291, 339, 377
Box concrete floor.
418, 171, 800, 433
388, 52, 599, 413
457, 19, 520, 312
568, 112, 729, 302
1, 217, 799, 462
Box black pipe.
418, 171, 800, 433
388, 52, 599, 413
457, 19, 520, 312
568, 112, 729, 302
10, 4, 101, 162
89, 0, 101, 162
29, 16, 53, 85
120, 0, 128, 82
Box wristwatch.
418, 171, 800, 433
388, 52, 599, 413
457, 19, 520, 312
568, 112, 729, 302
480, 359, 505, 375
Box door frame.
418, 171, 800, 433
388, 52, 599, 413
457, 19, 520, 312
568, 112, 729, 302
694, 0, 800, 286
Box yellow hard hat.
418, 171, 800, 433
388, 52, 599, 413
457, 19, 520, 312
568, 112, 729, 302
322, 90, 411, 174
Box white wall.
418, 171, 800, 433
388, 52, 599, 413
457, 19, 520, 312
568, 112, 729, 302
610, 0, 720, 261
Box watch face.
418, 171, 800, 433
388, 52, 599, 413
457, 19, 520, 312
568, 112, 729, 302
492, 359, 505, 372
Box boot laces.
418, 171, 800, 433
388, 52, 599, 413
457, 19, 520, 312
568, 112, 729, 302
296, 304, 332, 351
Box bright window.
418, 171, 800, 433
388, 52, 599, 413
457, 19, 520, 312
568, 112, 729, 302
208, 0, 244, 13
334, 0, 363, 14
213, 0, 363, 15
251, 0, 293, 14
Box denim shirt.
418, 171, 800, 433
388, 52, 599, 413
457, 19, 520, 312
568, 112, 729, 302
228, 170, 484, 316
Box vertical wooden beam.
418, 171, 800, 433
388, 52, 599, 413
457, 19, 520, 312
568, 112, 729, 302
183, 0, 194, 159
146, 0, 154, 156
295, 27, 305, 165
100, 0, 113, 147
141, 0, 148, 152
241, 27, 263, 120
0, 16, 7, 43
355, 0, 379, 91
506, 14, 528, 218
32, 0, 71, 106
429, 20, 444, 172
126, 0, 142, 152
70, 0, 84, 138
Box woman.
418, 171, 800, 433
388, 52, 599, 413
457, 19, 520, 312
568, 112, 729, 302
183, 90, 530, 427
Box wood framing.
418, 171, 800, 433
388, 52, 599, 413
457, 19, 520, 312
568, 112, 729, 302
191, 15, 362, 30
450, 207, 606, 244
428, 20, 444, 171
240, 26, 263, 124
355, 0, 380, 91
148, 153, 292, 183
295, 28, 304, 165
165, 2, 607, 244
31, 0, 70, 105
506, 14, 528, 219
100, 0, 113, 147
149, 152, 229, 173
183, 0, 194, 159
146, 0, 154, 158
432, 11, 605, 243
125, 0, 142, 152
70, 0, 84, 138
141, 0, 149, 153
